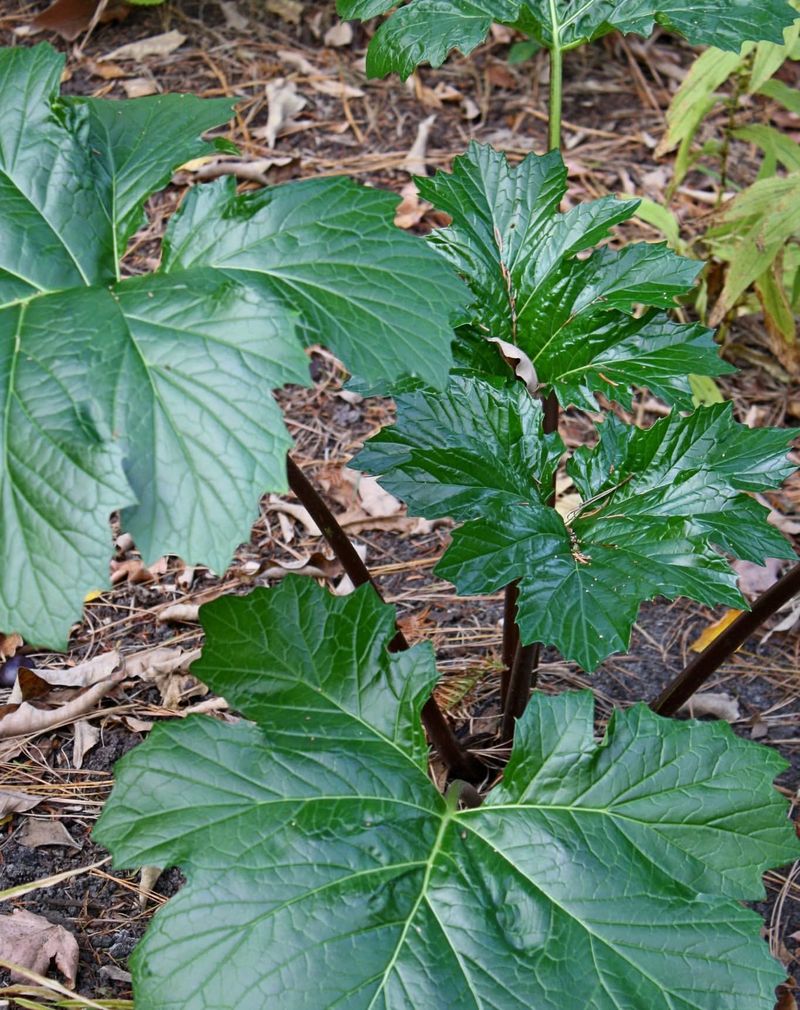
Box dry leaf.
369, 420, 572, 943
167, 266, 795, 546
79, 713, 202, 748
762, 599, 800, 642
18, 818, 81, 850
277, 49, 317, 75
394, 182, 430, 229
0, 670, 126, 739
0, 633, 22, 661
219, 0, 248, 30
332, 543, 368, 596
678, 691, 741, 722
309, 78, 365, 100
461, 96, 481, 120
732, 557, 784, 598
257, 79, 307, 148
266, 498, 321, 536
11, 651, 120, 697
324, 21, 353, 46
125, 646, 203, 710
690, 610, 744, 653
489, 337, 540, 394
261, 552, 341, 581
404, 114, 436, 176
0, 910, 79, 988
100, 30, 187, 62
750, 714, 770, 739
122, 77, 158, 98
72, 719, 100, 769
157, 603, 201, 624
138, 865, 163, 909
0, 790, 41, 818
22, 0, 129, 41
346, 471, 403, 518
775, 985, 797, 1010
266, 0, 303, 23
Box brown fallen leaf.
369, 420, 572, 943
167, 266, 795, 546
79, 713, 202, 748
11, 651, 120, 698
21, 0, 130, 41
72, 719, 100, 769
122, 77, 159, 98
489, 337, 540, 395
266, 0, 303, 23
309, 78, 365, 100
678, 691, 741, 722
0, 633, 22, 661
256, 79, 308, 149
0, 670, 126, 739
732, 557, 784, 598
0, 909, 79, 987
18, 818, 82, 850
219, 0, 248, 30
124, 646, 204, 709
394, 182, 431, 229
344, 470, 403, 518
156, 603, 201, 624
775, 985, 797, 1010
690, 610, 744, 653
266, 498, 321, 536
403, 114, 437, 176
100, 30, 186, 62
324, 20, 353, 46
0, 790, 41, 818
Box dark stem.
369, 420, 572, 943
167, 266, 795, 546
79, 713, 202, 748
501, 581, 520, 705
650, 559, 800, 717
286, 455, 484, 781
500, 641, 540, 742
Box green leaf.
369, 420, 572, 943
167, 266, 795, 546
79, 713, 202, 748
161, 174, 465, 390
759, 77, 800, 115
0, 43, 464, 646
733, 124, 800, 172
358, 377, 794, 669
95, 578, 799, 1009
338, 0, 795, 79
416, 144, 729, 409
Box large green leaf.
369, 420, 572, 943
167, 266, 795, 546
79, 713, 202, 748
337, 0, 795, 79
356, 377, 795, 669
95, 577, 798, 1009
0, 43, 463, 647
415, 143, 730, 410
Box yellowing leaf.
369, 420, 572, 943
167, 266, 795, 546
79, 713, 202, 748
691, 609, 744, 652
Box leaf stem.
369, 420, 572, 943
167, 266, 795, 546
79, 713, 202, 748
286, 454, 484, 781
501, 581, 520, 704
547, 0, 563, 152
501, 642, 540, 742
650, 559, 800, 716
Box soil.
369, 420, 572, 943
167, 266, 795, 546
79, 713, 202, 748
0, 1, 799, 1007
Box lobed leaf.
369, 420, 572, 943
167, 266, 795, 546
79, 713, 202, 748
357, 377, 795, 669
95, 578, 799, 1009
417, 144, 730, 410
338, 0, 795, 79
0, 44, 463, 646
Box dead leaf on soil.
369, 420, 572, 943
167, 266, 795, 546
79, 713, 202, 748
332, 543, 368, 597
138, 865, 163, 909
277, 48, 317, 75
324, 20, 353, 47
219, 0, 248, 30
122, 77, 158, 98
0, 633, 22, 661
0, 790, 41, 818
762, 598, 800, 643
732, 557, 784, 598
18, 818, 81, 851
690, 610, 744, 653
344, 470, 403, 518
0, 670, 126, 740
403, 114, 437, 176
18, 0, 130, 41
100, 30, 186, 62
774, 985, 797, 1010
10, 651, 120, 699
266, 0, 303, 23
309, 78, 365, 100
124, 646, 204, 709
678, 691, 741, 722
72, 719, 100, 769
394, 182, 430, 229
266, 498, 321, 537
0, 910, 79, 988
156, 603, 201, 624
261, 552, 342, 582
256, 78, 307, 149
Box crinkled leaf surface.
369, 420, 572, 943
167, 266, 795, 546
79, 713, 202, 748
0, 43, 462, 646
95, 577, 798, 1009
357, 378, 795, 669
338, 0, 795, 78
417, 144, 730, 409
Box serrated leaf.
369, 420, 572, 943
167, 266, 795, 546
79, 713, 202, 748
339, 0, 795, 79
95, 578, 798, 1009
0, 43, 464, 646
160, 174, 465, 391
358, 377, 794, 669
416, 143, 729, 409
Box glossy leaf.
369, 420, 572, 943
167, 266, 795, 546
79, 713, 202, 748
95, 578, 798, 1009
0, 43, 463, 646
358, 377, 794, 669
338, 0, 795, 79
416, 143, 730, 409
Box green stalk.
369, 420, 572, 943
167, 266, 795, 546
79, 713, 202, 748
548, 0, 563, 152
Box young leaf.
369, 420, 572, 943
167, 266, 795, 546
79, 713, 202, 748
416, 143, 730, 410
95, 578, 798, 1009
357, 377, 795, 669
0, 43, 463, 647
338, 0, 795, 79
